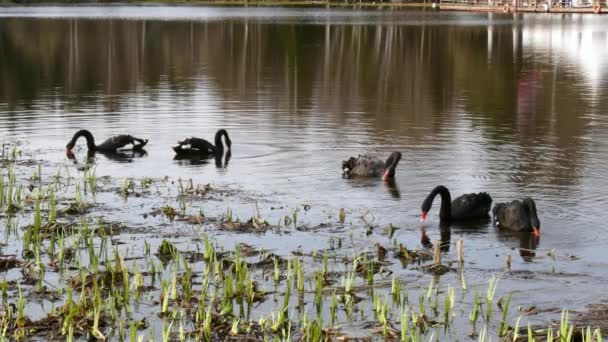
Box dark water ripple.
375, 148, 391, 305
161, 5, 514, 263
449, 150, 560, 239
1, 7, 608, 322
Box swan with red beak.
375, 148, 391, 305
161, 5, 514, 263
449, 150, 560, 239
342, 152, 401, 181
492, 198, 541, 238
419, 185, 492, 222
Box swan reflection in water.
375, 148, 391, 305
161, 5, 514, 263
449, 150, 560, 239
421, 222, 452, 252
420, 217, 493, 253
497, 229, 540, 262
419, 217, 539, 262
383, 178, 401, 199
343, 176, 402, 199
66, 148, 148, 168
173, 150, 231, 168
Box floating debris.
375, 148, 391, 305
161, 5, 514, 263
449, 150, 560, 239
384, 223, 398, 238
175, 214, 207, 225
376, 243, 387, 261
393, 243, 431, 263
249, 253, 287, 270
221, 217, 271, 233
156, 239, 179, 263
160, 205, 177, 220
0, 257, 21, 271
237, 243, 260, 257
338, 208, 346, 224
573, 303, 608, 331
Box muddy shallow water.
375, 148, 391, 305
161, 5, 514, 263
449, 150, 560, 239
1, 5, 608, 340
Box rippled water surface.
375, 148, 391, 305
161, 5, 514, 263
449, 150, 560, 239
1, 6, 608, 335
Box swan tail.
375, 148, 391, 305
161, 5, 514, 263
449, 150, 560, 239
477, 192, 493, 209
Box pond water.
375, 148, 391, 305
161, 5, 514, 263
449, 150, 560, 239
1, 5, 608, 339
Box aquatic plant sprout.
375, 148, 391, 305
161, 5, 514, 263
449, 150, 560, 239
0, 148, 602, 340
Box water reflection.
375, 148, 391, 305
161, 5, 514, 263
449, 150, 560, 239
384, 179, 401, 199
0, 10, 607, 247
2, 9, 608, 323
173, 150, 231, 168
496, 229, 540, 262
1, 17, 606, 121
67, 149, 149, 165
420, 222, 451, 252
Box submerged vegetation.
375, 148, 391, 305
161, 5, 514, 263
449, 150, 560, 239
0, 146, 604, 341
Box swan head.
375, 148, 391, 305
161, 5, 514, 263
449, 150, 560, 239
420, 192, 435, 222
341, 158, 356, 178
66, 140, 81, 152
523, 198, 540, 237
420, 210, 428, 222
65, 149, 75, 159
531, 215, 540, 238
342, 169, 351, 178
177, 138, 192, 146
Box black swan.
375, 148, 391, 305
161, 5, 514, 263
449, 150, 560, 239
173, 129, 231, 157
66, 129, 148, 154
342, 152, 401, 181
492, 198, 540, 237
420, 185, 492, 222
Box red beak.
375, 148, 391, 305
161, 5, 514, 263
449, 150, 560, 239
66, 148, 75, 159
382, 170, 390, 181
420, 211, 428, 222
533, 227, 540, 238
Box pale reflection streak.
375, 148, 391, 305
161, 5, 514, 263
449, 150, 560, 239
0, 17, 605, 188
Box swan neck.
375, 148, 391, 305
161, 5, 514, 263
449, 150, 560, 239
383, 152, 401, 178
524, 198, 540, 227
436, 187, 452, 220
214, 129, 230, 152
386, 156, 399, 172
70, 130, 96, 150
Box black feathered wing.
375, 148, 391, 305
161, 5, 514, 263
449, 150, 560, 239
173, 137, 216, 156
493, 200, 533, 232
451, 192, 492, 220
